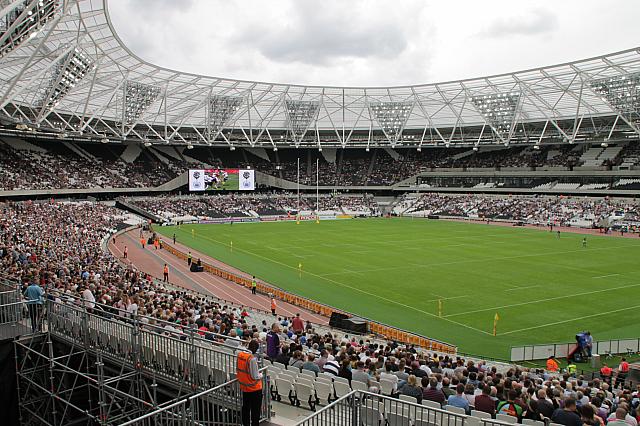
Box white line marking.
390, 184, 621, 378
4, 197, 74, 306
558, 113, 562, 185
499, 303, 640, 335
505, 284, 543, 292
445, 281, 640, 318
592, 274, 620, 279
318, 244, 637, 277
190, 232, 493, 335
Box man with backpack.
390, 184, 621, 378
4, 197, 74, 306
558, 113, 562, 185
496, 390, 523, 420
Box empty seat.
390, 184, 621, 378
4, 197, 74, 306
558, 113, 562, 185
314, 380, 334, 405
422, 400, 442, 410
333, 376, 349, 385
351, 380, 369, 392
315, 375, 333, 384
300, 369, 317, 379
464, 417, 482, 426
294, 381, 317, 411
379, 378, 397, 396
334, 381, 352, 398
445, 405, 467, 415
496, 414, 518, 424
470, 410, 491, 419
522, 420, 545, 426
274, 376, 295, 405
399, 395, 418, 404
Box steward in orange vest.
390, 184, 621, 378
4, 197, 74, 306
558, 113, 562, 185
237, 340, 263, 426
163, 264, 169, 282
600, 364, 612, 383
546, 356, 559, 373
270, 298, 277, 316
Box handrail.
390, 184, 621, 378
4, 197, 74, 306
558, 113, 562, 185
119, 366, 269, 426
161, 239, 457, 354
297, 389, 517, 426
47, 288, 252, 354
118, 378, 239, 426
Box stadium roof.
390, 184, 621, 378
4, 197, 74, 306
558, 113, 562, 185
1, 0, 639, 149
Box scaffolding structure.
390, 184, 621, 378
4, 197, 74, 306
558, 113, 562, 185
9, 294, 270, 425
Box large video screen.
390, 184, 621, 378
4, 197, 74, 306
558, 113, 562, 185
189, 169, 255, 191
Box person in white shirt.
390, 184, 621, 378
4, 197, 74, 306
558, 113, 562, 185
81, 285, 96, 310
379, 362, 399, 392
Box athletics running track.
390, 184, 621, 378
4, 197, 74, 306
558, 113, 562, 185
108, 228, 328, 325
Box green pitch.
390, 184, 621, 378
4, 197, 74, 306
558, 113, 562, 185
158, 218, 640, 359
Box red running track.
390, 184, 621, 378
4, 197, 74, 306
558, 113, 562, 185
108, 229, 328, 325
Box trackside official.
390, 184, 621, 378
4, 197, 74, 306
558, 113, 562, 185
237, 340, 263, 426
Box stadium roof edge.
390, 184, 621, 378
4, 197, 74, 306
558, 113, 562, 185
0, 0, 639, 147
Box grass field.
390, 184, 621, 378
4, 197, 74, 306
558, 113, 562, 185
157, 218, 640, 359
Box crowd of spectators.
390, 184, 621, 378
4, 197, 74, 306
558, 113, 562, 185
129, 193, 379, 221
3, 199, 640, 424
401, 194, 640, 227
0, 142, 187, 191
267, 322, 640, 423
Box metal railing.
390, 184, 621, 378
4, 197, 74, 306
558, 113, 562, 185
0, 280, 22, 325
120, 368, 270, 426
511, 338, 640, 362
297, 390, 517, 426
47, 298, 247, 387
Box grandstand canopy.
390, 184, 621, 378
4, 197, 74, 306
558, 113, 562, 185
1, 0, 639, 149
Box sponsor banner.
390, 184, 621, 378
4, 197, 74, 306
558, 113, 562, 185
198, 217, 260, 225
238, 169, 255, 191
189, 169, 205, 191
336, 214, 353, 219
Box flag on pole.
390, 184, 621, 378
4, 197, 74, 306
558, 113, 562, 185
493, 312, 500, 336
191, 228, 195, 238
298, 262, 303, 278
298, 262, 303, 270
230, 241, 233, 251
438, 299, 443, 317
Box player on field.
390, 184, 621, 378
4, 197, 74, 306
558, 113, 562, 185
582, 237, 587, 248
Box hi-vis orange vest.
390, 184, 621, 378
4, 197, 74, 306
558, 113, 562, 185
546, 358, 559, 372
237, 352, 262, 392
164, 265, 169, 274
271, 299, 276, 310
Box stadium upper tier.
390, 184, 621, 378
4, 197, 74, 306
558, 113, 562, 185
0, 1, 639, 150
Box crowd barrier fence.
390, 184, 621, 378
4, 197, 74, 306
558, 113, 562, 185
511, 338, 640, 362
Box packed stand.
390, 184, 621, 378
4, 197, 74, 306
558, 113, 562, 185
400, 193, 640, 228
266, 330, 640, 423
0, 142, 187, 191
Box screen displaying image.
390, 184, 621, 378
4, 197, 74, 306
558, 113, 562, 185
189, 169, 254, 191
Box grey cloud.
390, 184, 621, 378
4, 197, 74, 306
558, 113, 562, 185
231, 2, 409, 66
479, 9, 558, 38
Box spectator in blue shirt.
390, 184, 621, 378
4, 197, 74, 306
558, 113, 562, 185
24, 280, 44, 332
447, 383, 471, 414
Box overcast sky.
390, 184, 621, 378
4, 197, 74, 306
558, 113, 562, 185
109, 0, 640, 87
